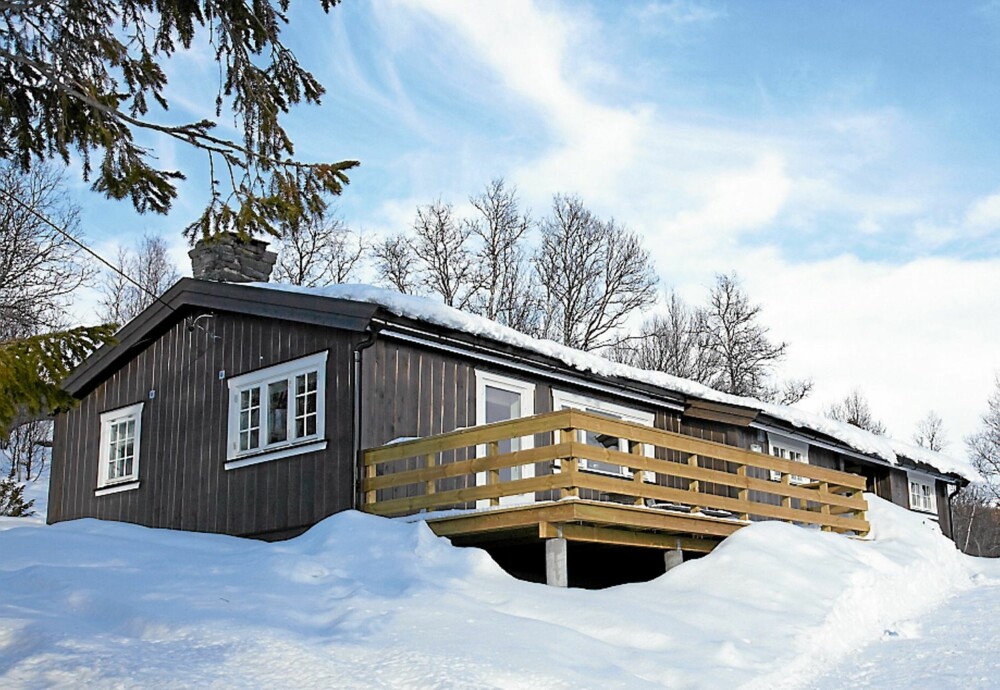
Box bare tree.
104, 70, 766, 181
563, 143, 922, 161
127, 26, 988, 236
273, 214, 365, 287
467, 179, 539, 334
534, 195, 657, 351
2, 419, 50, 482
410, 201, 478, 310
700, 273, 809, 402
968, 376, 1000, 500
98, 233, 180, 325
372, 234, 418, 295
914, 411, 947, 452
610, 291, 719, 384
762, 378, 815, 406
0, 162, 92, 340
951, 484, 1000, 557
826, 388, 888, 435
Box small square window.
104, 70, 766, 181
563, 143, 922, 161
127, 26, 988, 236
909, 478, 937, 513
767, 434, 810, 484
97, 402, 144, 491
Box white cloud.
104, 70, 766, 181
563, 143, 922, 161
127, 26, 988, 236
662, 154, 792, 239
965, 190, 1000, 231
741, 251, 1000, 447
638, 1, 726, 25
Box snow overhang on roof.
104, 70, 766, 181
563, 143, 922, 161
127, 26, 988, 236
251, 283, 978, 483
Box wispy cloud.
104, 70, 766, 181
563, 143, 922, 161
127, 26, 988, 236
637, 0, 726, 26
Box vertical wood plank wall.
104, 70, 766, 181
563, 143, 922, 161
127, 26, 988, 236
52, 320, 947, 539
49, 312, 362, 538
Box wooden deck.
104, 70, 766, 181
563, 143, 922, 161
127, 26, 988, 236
361, 409, 869, 563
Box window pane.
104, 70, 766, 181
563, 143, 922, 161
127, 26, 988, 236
486, 385, 521, 458
239, 387, 261, 451
267, 380, 289, 444
583, 408, 622, 474
294, 371, 319, 439
485, 385, 532, 482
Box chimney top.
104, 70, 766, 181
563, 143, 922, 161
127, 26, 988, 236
189, 232, 277, 283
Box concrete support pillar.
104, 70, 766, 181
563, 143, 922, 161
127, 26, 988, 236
664, 548, 684, 573
545, 538, 568, 587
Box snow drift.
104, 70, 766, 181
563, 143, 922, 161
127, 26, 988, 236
0, 496, 985, 689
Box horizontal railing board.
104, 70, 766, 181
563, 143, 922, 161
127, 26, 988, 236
366, 472, 575, 516
364, 410, 573, 464
368, 441, 867, 512
575, 472, 867, 532
364, 444, 569, 491
567, 443, 867, 510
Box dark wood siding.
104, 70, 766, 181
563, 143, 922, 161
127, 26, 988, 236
49, 312, 361, 538
936, 480, 953, 538
360, 339, 477, 501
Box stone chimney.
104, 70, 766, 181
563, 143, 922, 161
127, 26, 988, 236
188, 232, 277, 283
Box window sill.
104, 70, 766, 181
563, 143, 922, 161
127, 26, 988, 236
910, 506, 938, 516
95, 480, 140, 497
225, 439, 327, 470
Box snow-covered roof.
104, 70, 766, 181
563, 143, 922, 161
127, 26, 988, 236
251, 282, 978, 481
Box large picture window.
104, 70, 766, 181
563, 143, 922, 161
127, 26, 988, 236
226, 351, 327, 469
96, 402, 144, 495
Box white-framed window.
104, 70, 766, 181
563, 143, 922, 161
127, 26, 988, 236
908, 472, 938, 514
226, 351, 328, 470
551, 389, 654, 478
96, 402, 144, 495
475, 370, 536, 507
767, 433, 810, 484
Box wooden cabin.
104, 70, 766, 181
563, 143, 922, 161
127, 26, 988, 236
50, 246, 970, 588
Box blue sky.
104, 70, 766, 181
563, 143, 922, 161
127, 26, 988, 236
69, 0, 1000, 450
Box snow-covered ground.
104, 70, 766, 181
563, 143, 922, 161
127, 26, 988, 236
815, 575, 1000, 689
0, 490, 997, 689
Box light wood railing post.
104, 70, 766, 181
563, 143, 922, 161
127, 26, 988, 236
488, 441, 500, 507
364, 453, 376, 506
424, 453, 436, 498
560, 428, 579, 499
852, 488, 869, 535
736, 464, 750, 521
818, 481, 832, 531
780, 473, 793, 522
631, 440, 645, 506
687, 454, 701, 513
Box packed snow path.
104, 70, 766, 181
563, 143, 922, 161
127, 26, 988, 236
814, 575, 1000, 689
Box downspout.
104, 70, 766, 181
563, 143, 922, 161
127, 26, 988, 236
352, 326, 379, 510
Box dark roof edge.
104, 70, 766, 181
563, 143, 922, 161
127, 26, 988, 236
62, 279, 379, 397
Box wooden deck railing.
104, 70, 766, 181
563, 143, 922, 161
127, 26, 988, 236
362, 409, 869, 535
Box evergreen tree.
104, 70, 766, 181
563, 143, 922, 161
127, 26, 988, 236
1, 0, 357, 240
0, 326, 116, 437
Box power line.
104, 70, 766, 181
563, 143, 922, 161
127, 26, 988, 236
0, 185, 179, 319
